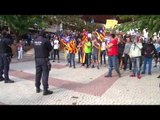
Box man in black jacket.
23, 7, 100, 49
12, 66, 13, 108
0, 31, 14, 83
141, 39, 157, 75
34, 30, 53, 95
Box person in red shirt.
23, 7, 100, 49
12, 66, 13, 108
105, 33, 121, 77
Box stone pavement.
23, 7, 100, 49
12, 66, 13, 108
0, 51, 160, 105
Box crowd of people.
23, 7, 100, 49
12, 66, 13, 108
47, 27, 160, 79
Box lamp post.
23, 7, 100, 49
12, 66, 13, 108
34, 23, 38, 33
91, 18, 94, 32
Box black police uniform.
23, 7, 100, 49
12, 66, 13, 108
0, 34, 14, 83
34, 33, 53, 95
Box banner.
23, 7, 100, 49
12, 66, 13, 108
106, 19, 118, 29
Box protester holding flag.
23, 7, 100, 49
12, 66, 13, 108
60, 34, 72, 65
68, 39, 77, 68
95, 27, 106, 65
80, 29, 88, 65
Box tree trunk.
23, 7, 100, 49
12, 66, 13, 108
11, 31, 21, 57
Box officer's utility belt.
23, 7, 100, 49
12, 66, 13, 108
36, 58, 49, 60
0, 53, 10, 56
35, 58, 51, 71
0, 53, 12, 63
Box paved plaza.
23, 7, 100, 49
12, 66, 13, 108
0, 51, 160, 105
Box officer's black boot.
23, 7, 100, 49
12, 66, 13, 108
0, 77, 4, 82
43, 89, 53, 95
36, 88, 41, 93
5, 79, 14, 83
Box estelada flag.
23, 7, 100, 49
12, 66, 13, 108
82, 31, 88, 42
60, 35, 73, 47
68, 40, 77, 54
96, 27, 106, 42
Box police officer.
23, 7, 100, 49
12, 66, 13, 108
0, 30, 14, 83
34, 30, 53, 95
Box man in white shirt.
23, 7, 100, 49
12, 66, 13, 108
100, 39, 106, 65
143, 29, 148, 43
53, 36, 60, 63
17, 40, 23, 61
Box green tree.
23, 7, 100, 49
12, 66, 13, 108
0, 15, 47, 40
43, 15, 101, 32
0, 15, 101, 41
117, 15, 160, 37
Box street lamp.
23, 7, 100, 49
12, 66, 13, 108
34, 23, 38, 33
91, 18, 94, 32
